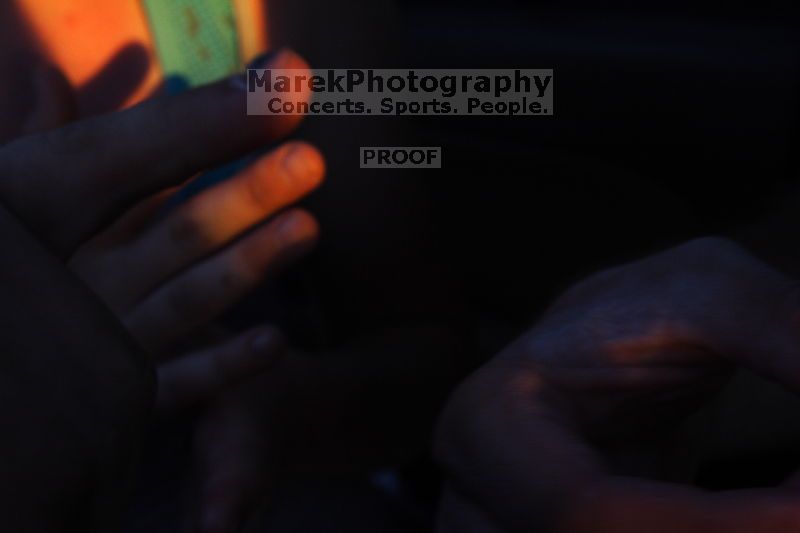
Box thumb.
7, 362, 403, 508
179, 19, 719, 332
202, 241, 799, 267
23, 63, 77, 135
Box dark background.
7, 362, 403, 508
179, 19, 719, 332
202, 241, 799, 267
136, 3, 800, 531
401, 1, 800, 333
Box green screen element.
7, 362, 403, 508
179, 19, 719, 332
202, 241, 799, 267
141, 0, 241, 88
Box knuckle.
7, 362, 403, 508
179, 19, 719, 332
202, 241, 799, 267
675, 236, 745, 261
42, 120, 93, 158
146, 99, 194, 177
216, 267, 250, 295
246, 161, 278, 212
551, 263, 625, 311
167, 212, 212, 251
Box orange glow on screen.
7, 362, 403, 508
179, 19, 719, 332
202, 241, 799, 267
16, 0, 268, 110
16, 0, 161, 107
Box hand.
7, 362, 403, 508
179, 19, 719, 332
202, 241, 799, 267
69, 137, 324, 411
0, 48, 311, 530
0, 48, 309, 258
0, 47, 326, 533
436, 237, 800, 533
189, 326, 465, 533
0, 201, 154, 533
2, 48, 321, 412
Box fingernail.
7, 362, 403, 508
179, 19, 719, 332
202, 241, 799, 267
230, 48, 291, 91
282, 143, 324, 182
276, 212, 319, 250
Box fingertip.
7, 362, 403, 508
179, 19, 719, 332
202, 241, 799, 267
276, 208, 320, 249
281, 141, 327, 188
265, 48, 311, 135
23, 62, 76, 134
275, 47, 312, 75
245, 142, 325, 212
223, 327, 285, 379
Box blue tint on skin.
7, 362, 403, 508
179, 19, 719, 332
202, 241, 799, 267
167, 53, 276, 205
163, 75, 190, 95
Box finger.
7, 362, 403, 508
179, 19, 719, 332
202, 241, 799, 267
437, 239, 800, 532
125, 209, 318, 352
0, 201, 154, 531
437, 362, 800, 533
77, 43, 151, 117
112, 142, 324, 305
94, 187, 178, 243
156, 326, 283, 414
73, 186, 177, 253
435, 363, 606, 532
0, 47, 310, 256
22, 63, 77, 134
437, 486, 505, 533
193, 399, 271, 533
69, 188, 178, 312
